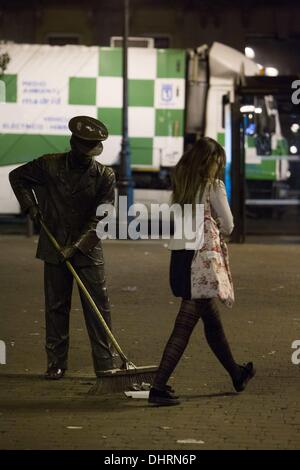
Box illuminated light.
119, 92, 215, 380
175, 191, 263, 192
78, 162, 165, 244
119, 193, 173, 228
240, 105, 255, 113
245, 47, 255, 59
265, 67, 279, 77
255, 107, 262, 114
291, 123, 300, 133
290, 145, 298, 154
248, 114, 253, 119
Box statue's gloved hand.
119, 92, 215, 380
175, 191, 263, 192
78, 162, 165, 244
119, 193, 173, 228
60, 244, 77, 262
28, 205, 42, 229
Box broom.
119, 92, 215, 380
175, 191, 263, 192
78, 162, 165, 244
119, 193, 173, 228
40, 220, 157, 394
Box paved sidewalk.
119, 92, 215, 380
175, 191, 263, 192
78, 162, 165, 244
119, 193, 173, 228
0, 236, 300, 450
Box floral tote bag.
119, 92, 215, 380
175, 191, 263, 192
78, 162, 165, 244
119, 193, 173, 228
190, 183, 235, 308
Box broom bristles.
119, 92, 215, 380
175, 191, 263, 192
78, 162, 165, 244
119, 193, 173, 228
88, 366, 158, 394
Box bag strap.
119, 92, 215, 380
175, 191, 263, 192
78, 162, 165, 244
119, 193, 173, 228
203, 181, 212, 217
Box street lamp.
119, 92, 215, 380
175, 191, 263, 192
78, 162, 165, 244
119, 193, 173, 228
117, 0, 134, 227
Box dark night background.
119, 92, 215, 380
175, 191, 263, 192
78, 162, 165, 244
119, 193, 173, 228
0, 0, 300, 77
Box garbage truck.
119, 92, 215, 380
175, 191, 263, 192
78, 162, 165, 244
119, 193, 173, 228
0, 41, 289, 214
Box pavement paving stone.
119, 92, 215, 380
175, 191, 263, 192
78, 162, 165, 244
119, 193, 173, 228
0, 237, 299, 449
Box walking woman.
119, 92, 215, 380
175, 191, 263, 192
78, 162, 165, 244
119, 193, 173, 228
148, 137, 256, 406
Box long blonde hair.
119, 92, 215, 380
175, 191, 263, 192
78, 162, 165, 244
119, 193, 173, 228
171, 137, 226, 207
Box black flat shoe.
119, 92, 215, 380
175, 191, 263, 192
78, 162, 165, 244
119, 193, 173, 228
165, 384, 179, 399
148, 387, 180, 406
233, 362, 256, 392
44, 367, 66, 380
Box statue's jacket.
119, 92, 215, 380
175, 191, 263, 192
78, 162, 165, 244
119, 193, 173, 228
9, 152, 116, 265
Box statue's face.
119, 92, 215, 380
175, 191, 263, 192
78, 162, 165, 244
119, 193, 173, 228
70, 135, 103, 159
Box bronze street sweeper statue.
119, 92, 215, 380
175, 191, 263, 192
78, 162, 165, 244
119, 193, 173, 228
9, 116, 117, 380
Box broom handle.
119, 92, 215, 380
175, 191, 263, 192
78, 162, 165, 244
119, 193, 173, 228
40, 220, 130, 365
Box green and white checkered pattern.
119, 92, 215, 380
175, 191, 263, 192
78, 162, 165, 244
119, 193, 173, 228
0, 45, 186, 168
